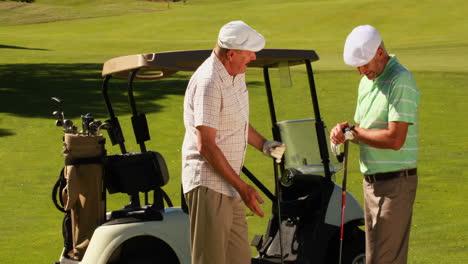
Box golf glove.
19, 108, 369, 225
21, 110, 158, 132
331, 141, 341, 157
344, 128, 355, 141
330, 127, 355, 156
263, 141, 286, 163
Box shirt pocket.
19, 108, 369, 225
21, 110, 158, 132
221, 88, 248, 128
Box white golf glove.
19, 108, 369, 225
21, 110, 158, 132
344, 128, 355, 141
330, 127, 355, 156
331, 141, 341, 157
263, 141, 286, 163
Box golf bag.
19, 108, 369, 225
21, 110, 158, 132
252, 119, 365, 264
252, 175, 337, 264
53, 133, 106, 260
52, 134, 172, 260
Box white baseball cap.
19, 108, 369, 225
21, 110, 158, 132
343, 25, 382, 67
217, 21, 265, 52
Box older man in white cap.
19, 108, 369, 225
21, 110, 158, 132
182, 20, 285, 264
330, 25, 420, 264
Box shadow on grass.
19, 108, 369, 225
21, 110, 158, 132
0, 128, 15, 137
0, 63, 190, 119
246, 81, 264, 87
0, 44, 49, 51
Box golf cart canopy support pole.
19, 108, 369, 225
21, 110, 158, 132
263, 66, 286, 263
262, 66, 286, 192
263, 67, 279, 138
305, 60, 332, 178
102, 75, 127, 154
127, 69, 149, 153
127, 70, 140, 120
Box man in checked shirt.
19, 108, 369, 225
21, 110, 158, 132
181, 21, 286, 264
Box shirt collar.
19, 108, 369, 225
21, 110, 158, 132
376, 54, 398, 81
211, 51, 234, 84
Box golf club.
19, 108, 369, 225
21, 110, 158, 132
88, 120, 103, 135
51, 97, 63, 113
52, 97, 66, 132
338, 140, 349, 264
274, 160, 285, 264
52, 111, 63, 120
338, 126, 353, 264
53, 111, 64, 129
97, 121, 111, 135
63, 120, 74, 134
81, 113, 94, 135
51, 97, 77, 134
55, 120, 63, 128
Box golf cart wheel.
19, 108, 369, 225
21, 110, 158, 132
325, 226, 365, 264
107, 235, 180, 264
343, 227, 365, 264
350, 253, 366, 264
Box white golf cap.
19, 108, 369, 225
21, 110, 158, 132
217, 21, 265, 52
343, 25, 382, 67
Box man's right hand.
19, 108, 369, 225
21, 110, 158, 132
330, 121, 351, 145
238, 183, 264, 217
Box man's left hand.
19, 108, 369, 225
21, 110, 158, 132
262, 141, 286, 163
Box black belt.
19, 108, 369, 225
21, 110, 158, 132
364, 168, 417, 183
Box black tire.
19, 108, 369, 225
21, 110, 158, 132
342, 227, 365, 264
108, 235, 180, 264
326, 226, 366, 264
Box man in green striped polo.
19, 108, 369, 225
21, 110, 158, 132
330, 25, 420, 264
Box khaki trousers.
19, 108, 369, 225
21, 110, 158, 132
185, 186, 250, 264
363, 174, 418, 264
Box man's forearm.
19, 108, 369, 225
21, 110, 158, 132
201, 141, 245, 190
353, 122, 409, 150
196, 125, 265, 216
248, 124, 267, 152
196, 126, 246, 191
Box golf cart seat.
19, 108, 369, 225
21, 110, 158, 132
104, 151, 171, 222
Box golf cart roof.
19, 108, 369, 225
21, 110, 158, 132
102, 49, 319, 78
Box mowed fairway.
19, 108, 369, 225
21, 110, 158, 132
0, 0, 467, 263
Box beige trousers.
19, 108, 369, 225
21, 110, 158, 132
185, 186, 251, 264
363, 174, 418, 264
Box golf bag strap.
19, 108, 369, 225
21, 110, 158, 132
161, 188, 173, 207
65, 156, 104, 166
52, 168, 67, 213
151, 188, 173, 211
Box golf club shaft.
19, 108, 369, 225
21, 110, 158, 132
274, 161, 285, 264
339, 140, 349, 264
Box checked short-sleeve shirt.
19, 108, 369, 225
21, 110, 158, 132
182, 52, 249, 197
354, 55, 420, 174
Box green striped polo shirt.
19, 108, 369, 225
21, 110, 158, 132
354, 55, 420, 174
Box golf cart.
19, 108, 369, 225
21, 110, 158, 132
52, 49, 365, 264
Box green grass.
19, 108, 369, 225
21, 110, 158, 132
0, 0, 467, 263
